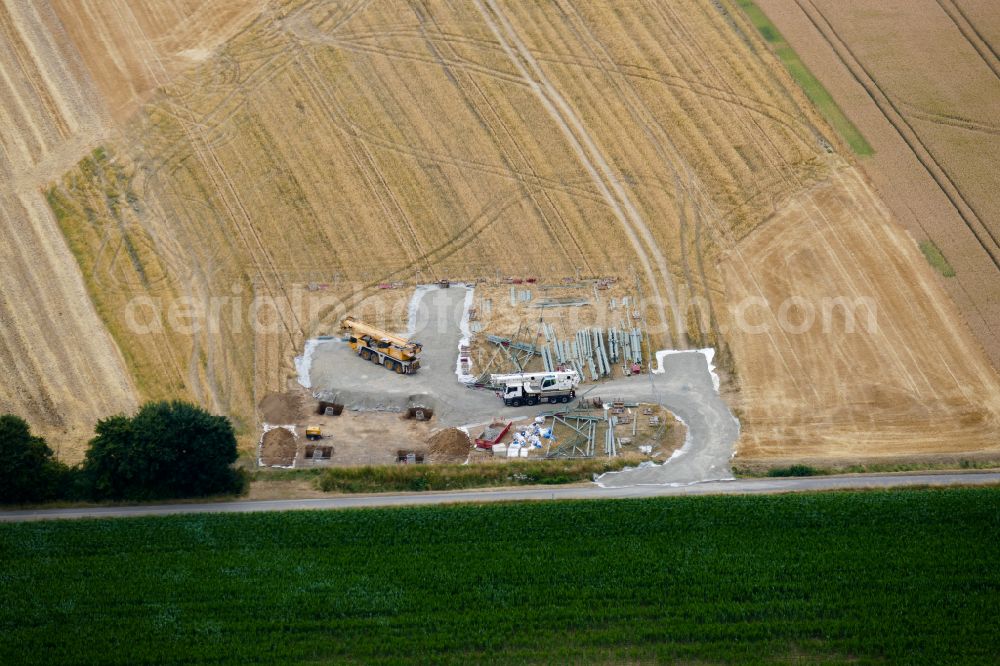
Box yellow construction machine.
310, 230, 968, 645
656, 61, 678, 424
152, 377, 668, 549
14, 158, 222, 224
341, 317, 422, 374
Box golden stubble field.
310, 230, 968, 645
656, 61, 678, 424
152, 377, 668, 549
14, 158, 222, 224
0, 0, 264, 459
0, 1, 137, 459
722, 166, 1000, 458
3, 0, 998, 462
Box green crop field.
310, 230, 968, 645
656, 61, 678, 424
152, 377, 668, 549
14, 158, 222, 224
2, 488, 999, 664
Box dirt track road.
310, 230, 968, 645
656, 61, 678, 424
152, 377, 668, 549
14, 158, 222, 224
3, 471, 997, 523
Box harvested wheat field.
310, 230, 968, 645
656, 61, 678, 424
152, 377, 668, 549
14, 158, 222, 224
1, 0, 998, 464
754, 0, 1000, 370
0, 1, 139, 461
722, 166, 1000, 458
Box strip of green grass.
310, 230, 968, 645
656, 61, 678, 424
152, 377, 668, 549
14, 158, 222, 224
920, 239, 957, 277
735, 0, 874, 156
2, 488, 998, 664
316, 458, 635, 492
735, 458, 1000, 477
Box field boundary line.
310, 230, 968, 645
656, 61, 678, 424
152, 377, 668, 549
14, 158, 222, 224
934, 0, 1000, 84
792, 0, 1000, 270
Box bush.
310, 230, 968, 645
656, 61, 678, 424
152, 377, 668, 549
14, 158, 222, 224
0, 415, 68, 504
766, 464, 821, 477
82, 401, 244, 501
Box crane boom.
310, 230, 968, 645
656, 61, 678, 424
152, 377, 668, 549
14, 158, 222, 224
341, 317, 413, 349
340, 317, 422, 374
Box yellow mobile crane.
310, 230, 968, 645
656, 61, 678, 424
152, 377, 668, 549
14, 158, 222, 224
341, 317, 422, 374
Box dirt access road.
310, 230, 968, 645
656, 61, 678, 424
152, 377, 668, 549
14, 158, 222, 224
308, 285, 738, 486
3, 471, 997, 523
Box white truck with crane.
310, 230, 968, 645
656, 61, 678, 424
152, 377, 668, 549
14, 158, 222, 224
491, 370, 581, 407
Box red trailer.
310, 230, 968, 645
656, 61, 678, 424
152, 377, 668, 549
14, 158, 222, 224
474, 421, 512, 449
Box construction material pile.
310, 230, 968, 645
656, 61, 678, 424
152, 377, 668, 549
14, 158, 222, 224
427, 428, 472, 463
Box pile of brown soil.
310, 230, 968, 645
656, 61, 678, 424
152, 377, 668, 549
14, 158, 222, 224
261, 427, 297, 466
259, 392, 303, 424
427, 428, 471, 463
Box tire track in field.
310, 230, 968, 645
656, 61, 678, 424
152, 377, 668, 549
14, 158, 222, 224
375, 181, 578, 284
794, 0, 1000, 270
280, 9, 610, 207
282, 7, 528, 85
674, 0, 814, 185
322, 35, 529, 87
899, 101, 1000, 137
720, 0, 839, 156
293, 179, 581, 322
327, 0, 374, 34
473, 0, 682, 346
553, 1, 705, 343
646, 0, 815, 393
934, 0, 1000, 83
312, 3, 794, 342
540, 0, 812, 215
287, 53, 427, 275
116, 0, 305, 364
292, 43, 562, 289
798, 173, 937, 396
280, 67, 608, 205
653, 0, 797, 351
312, 103, 608, 207
332, 25, 813, 144
833, 167, 993, 401
292, 16, 809, 154
673, 0, 946, 400
724, 0, 998, 384
132, 36, 297, 192
295, 17, 599, 282
560, 1, 802, 352
411, 0, 593, 275
337, 24, 799, 117
143, 46, 296, 168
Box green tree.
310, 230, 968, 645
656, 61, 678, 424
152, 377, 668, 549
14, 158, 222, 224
0, 415, 67, 504
82, 401, 244, 500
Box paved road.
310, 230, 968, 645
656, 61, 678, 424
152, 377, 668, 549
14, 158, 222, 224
309, 285, 739, 486
2, 472, 997, 522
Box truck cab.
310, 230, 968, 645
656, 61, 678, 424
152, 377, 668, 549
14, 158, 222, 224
502, 379, 576, 407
